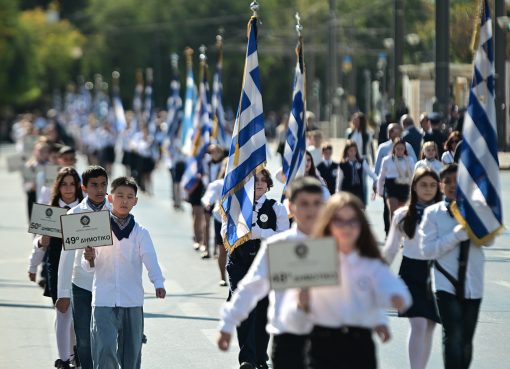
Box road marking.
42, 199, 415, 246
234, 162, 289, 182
492, 280, 510, 289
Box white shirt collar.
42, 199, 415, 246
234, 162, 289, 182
59, 198, 79, 209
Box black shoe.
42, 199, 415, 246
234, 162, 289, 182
239, 363, 254, 369
70, 345, 80, 368
201, 251, 210, 259
54, 359, 71, 369
257, 363, 269, 369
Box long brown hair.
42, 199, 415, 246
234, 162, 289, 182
401, 167, 441, 238
49, 167, 84, 207
312, 192, 382, 259
340, 140, 362, 163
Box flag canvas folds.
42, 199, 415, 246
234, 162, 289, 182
451, 0, 504, 245
220, 17, 266, 252
181, 66, 212, 193
282, 38, 306, 199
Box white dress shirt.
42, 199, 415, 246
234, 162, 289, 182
382, 206, 428, 265
251, 195, 289, 239
219, 225, 309, 335
441, 151, 454, 165
377, 155, 416, 196
82, 222, 165, 307
201, 179, 224, 222
374, 141, 417, 175
281, 250, 412, 332
414, 159, 443, 175
57, 197, 112, 298
419, 201, 485, 299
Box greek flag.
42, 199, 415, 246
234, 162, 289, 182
166, 76, 183, 139
181, 66, 212, 192
282, 37, 306, 199
220, 17, 266, 252
181, 68, 197, 151
144, 81, 156, 134
451, 0, 504, 245
211, 62, 227, 145
112, 95, 127, 132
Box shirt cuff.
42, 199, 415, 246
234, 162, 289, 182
28, 265, 37, 274
218, 319, 236, 334
153, 279, 165, 289
58, 289, 71, 299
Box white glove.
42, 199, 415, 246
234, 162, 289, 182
454, 224, 469, 242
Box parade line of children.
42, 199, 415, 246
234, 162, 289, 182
20, 109, 492, 369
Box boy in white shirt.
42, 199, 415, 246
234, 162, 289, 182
419, 164, 487, 369
83, 176, 166, 369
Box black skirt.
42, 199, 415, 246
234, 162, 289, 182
121, 150, 132, 167
100, 145, 116, 164
384, 178, 410, 202
398, 256, 440, 323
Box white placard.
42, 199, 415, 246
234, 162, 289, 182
22, 165, 37, 183
267, 237, 339, 290
61, 210, 113, 250
44, 164, 60, 187
23, 136, 37, 156
6, 154, 24, 172
28, 203, 69, 237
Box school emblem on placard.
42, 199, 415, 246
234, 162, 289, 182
294, 243, 309, 259
259, 214, 269, 223
80, 215, 91, 227
45, 208, 53, 217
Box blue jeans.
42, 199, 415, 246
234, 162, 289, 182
72, 284, 93, 369
91, 306, 143, 369
226, 240, 270, 366
435, 291, 482, 369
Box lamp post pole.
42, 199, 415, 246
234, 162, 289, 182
435, 0, 449, 119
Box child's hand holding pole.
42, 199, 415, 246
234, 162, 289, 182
84, 246, 96, 267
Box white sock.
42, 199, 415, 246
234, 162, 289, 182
408, 317, 436, 369
55, 308, 73, 361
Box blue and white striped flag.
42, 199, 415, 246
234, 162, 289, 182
211, 60, 227, 146
220, 16, 266, 252
282, 36, 306, 199
144, 72, 156, 135
112, 95, 127, 132
181, 64, 212, 193
451, 0, 504, 245
166, 76, 183, 139
181, 66, 197, 151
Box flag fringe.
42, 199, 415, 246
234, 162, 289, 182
450, 201, 505, 246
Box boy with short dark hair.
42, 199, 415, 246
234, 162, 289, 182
83, 176, 166, 369
56, 165, 110, 369
420, 164, 486, 369
218, 177, 324, 369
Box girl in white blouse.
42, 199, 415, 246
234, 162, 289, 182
377, 138, 416, 222
283, 192, 411, 369
382, 167, 442, 369
441, 130, 461, 165
414, 141, 443, 175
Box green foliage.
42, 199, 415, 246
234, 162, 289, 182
0, 2, 85, 111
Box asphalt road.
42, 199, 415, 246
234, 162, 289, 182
0, 143, 509, 369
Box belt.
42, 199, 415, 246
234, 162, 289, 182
312, 325, 371, 336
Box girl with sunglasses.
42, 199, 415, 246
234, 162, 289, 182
282, 192, 411, 369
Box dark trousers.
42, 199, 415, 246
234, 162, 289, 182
26, 189, 36, 220
435, 291, 482, 369
226, 241, 270, 366
309, 326, 376, 369
383, 194, 390, 235
72, 284, 93, 369
271, 333, 308, 369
